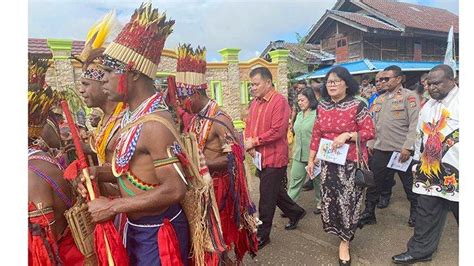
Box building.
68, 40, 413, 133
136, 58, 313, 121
260, 40, 334, 78
305, 0, 459, 63
294, 0, 459, 86
29, 38, 291, 127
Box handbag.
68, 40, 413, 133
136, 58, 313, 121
287, 128, 294, 144
354, 132, 375, 187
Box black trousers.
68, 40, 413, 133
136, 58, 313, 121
368, 154, 395, 199
367, 150, 418, 212
407, 195, 458, 257
257, 166, 304, 239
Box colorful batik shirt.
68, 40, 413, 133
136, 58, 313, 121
413, 86, 459, 202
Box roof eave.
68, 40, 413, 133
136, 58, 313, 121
305, 11, 332, 44
306, 12, 373, 44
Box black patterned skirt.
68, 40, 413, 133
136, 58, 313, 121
320, 160, 364, 241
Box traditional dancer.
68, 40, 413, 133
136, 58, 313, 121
85, 3, 189, 265
28, 57, 84, 265
74, 10, 126, 197
171, 44, 257, 264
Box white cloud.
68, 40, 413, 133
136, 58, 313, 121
28, 0, 458, 61
28, 0, 333, 61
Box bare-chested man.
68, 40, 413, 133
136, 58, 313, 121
174, 44, 257, 264
28, 58, 83, 265
74, 12, 125, 197
84, 3, 190, 265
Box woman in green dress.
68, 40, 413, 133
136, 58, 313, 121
287, 88, 321, 214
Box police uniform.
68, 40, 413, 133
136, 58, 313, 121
364, 86, 420, 224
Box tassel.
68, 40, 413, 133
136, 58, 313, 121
29, 223, 61, 266
157, 219, 184, 266
166, 75, 177, 108
63, 159, 80, 181
118, 73, 128, 102
94, 222, 129, 266
182, 97, 192, 112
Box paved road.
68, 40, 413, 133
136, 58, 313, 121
242, 173, 458, 265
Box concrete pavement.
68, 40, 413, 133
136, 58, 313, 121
242, 174, 458, 265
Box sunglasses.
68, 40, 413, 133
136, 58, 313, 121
377, 76, 397, 83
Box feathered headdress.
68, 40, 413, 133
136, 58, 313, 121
175, 44, 207, 98
28, 58, 61, 138
102, 1, 175, 79
75, 10, 118, 81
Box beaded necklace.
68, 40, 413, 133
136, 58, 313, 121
112, 93, 167, 176
189, 99, 219, 151
28, 145, 64, 170
92, 102, 126, 165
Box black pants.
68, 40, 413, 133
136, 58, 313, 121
368, 154, 395, 199
407, 195, 458, 257
367, 150, 418, 213
257, 166, 304, 239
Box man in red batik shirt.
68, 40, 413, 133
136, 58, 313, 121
244, 67, 306, 249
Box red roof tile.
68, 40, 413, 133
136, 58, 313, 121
360, 0, 458, 33
28, 38, 85, 56
329, 10, 401, 31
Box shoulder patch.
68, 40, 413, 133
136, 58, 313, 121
407, 95, 417, 108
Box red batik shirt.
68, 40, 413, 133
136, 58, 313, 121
245, 89, 290, 168
310, 96, 375, 162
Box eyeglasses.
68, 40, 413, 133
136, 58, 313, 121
326, 79, 343, 86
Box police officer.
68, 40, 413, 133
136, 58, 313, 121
368, 70, 395, 209
359, 65, 420, 228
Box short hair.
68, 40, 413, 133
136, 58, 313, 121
321, 66, 360, 99
298, 87, 319, 110
361, 74, 370, 81
310, 78, 319, 83
430, 64, 455, 80
409, 83, 424, 95
297, 79, 307, 85
420, 73, 428, 81
384, 65, 403, 77
250, 67, 273, 82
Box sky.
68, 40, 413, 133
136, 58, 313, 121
28, 0, 459, 62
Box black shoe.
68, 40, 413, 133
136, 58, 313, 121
339, 258, 351, 266
285, 209, 306, 230
313, 208, 321, 215
358, 211, 377, 229
339, 250, 351, 265
302, 180, 314, 191
392, 252, 432, 264
376, 197, 390, 209
257, 236, 270, 249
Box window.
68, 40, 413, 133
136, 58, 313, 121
210, 81, 223, 106
337, 39, 347, 48
240, 81, 253, 104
